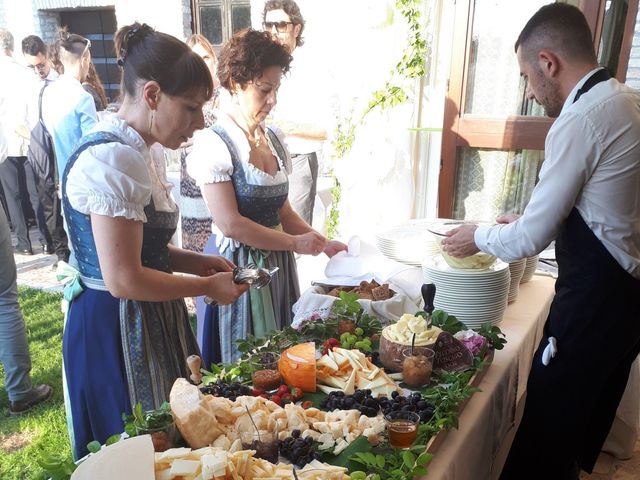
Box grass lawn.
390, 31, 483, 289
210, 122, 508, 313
0, 287, 70, 480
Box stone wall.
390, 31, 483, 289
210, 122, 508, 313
0, 0, 192, 51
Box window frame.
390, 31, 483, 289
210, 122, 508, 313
191, 0, 251, 49
438, 0, 639, 218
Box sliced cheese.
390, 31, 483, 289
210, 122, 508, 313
169, 459, 201, 477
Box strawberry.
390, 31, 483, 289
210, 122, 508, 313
302, 400, 313, 409
290, 386, 303, 401
251, 388, 266, 396
258, 393, 268, 399
270, 395, 282, 406
280, 392, 292, 404
277, 384, 290, 396
370, 334, 379, 342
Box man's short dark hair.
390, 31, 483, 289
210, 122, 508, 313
262, 0, 305, 48
22, 35, 47, 56
515, 3, 596, 65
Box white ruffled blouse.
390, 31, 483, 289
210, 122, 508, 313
66, 114, 177, 223
185, 110, 291, 187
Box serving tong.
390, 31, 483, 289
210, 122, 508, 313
204, 264, 279, 305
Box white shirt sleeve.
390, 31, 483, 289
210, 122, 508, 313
66, 142, 152, 222
186, 127, 233, 185
475, 111, 601, 261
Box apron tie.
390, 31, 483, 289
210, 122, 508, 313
247, 247, 278, 337
55, 261, 84, 314
542, 336, 557, 366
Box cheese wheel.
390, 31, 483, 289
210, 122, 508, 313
71, 435, 154, 480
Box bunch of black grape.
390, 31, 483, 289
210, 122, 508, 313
319, 389, 380, 417
278, 429, 320, 468
380, 391, 436, 423
199, 381, 250, 401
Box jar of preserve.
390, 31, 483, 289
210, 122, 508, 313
401, 347, 434, 388
251, 352, 282, 392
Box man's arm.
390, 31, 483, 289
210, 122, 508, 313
267, 118, 327, 141
445, 112, 599, 261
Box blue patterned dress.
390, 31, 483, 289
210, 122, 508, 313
62, 128, 199, 459
195, 123, 300, 366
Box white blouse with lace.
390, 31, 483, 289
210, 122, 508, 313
66, 114, 177, 223
185, 110, 291, 188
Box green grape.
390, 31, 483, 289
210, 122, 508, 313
355, 327, 364, 336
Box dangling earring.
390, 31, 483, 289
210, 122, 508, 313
148, 110, 155, 135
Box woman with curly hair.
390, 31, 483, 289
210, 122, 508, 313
187, 29, 346, 365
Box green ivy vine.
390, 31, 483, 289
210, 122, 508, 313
327, 0, 430, 239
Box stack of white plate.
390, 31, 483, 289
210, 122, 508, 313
507, 258, 526, 303
520, 255, 539, 283
376, 220, 440, 266
422, 255, 510, 328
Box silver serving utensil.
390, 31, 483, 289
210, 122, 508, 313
204, 265, 279, 305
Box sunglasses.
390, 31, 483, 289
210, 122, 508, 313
82, 39, 91, 56
28, 62, 47, 71
263, 21, 294, 33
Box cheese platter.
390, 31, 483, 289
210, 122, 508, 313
42, 287, 505, 480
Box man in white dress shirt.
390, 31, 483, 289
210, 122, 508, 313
0, 28, 50, 255
263, 0, 329, 226
443, 4, 640, 479
22, 35, 60, 257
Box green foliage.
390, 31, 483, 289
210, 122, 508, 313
429, 309, 466, 334
328, 0, 429, 235
36, 451, 77, 480
418, 369, 481, 442
200, 360, 254, 385
477, 324, 507, 350
327, 176, 342, 239
122, 401, 173, 441
348, 445, 432, 480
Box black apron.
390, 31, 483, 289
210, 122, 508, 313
501, 69, 640, 479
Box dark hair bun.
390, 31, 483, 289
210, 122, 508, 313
117, 22, 154, 67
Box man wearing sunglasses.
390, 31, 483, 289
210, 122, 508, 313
263, 0, 329, 227
22, 35, 58, 82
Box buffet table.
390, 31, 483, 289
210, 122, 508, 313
418, 276, 556, 480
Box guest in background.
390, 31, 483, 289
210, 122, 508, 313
62, 22, 247, 459
22, 35, 58, 82
0, 28, 51, 255
263, 0, 329, 227
42, 30, 97, 178
187, 29, 346, 365
0, 121, 53, 416
179, 34, 220, 254
82, 62, 108, 112
41, 30, 98, 264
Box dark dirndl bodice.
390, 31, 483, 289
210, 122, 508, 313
61, 132, 199, 459
200, 125, 300, 364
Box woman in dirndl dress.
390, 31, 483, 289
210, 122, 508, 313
186, 29, 346, 366
61, 22, 248, 459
